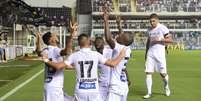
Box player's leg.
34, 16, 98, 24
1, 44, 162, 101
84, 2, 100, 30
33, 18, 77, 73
143, 72, 152, 99
160, 73, 170, 96
3, 48, 7, 62
144, 56, 155, 98
0, 48, 3, 62
156, 53, 171, 96
107, 92, 122, 101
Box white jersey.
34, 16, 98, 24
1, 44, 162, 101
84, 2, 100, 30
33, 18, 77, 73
98, 47, 113, 86
147, 23, 169, 56
41, 45, 64, 88
109, 42, 131, 95
64, 48, 107, 94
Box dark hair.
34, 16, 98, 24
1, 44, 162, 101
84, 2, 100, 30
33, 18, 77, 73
78, 34, 89, 46
95, 37, 104, 42
42, 32, 52, 45
150, 13, 159, 19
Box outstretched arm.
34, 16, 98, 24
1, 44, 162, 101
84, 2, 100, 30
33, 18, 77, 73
104, 47, 126, 67
35, 32, 42, 56
116, 16, 123, 35
103, 7, 115, 49
60, 21, 77, 56
43, 55, 73, 70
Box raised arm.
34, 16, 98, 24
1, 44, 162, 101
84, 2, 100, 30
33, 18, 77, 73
60, 21, 77, 56
116, 16, 123, 35
35, 32, 42, 56
103, 7, 115, 49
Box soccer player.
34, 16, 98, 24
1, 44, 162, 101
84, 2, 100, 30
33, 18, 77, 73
103, 8, 133, 101
43, 34, 126, 101
35, 22, 77, 101
144, 13, 173, 99
94, 37, 113, 101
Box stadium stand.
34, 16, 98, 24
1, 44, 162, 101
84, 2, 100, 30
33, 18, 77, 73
0, 0, 72, 61
91, 0, 201, 50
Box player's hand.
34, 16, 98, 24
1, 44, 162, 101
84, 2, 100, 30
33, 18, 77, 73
70, 21, 78, 38
102, 6, 109, 21
116, 16, 121, 24
151, 37, 164, 44
36, 32, 41, 38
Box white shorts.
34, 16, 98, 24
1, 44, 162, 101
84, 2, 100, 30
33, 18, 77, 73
99, 83, 109, 101
44, 87, 64, 101
121, 95, 127, 101
74, 93, 102, 101
108, 92, 125, 101
145, 54, 167, 73
64, 92, 74, 101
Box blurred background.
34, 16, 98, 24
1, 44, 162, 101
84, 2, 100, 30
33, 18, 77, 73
0, 0, 201, 61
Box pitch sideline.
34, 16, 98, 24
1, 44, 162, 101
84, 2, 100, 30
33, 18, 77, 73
0, 69, 44, 101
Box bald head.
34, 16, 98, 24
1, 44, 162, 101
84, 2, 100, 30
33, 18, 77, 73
116, 32, 134, 46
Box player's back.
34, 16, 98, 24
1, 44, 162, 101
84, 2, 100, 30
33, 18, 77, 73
67, 48, 105, 94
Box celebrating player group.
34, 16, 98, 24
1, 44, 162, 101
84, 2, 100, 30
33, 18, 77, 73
36, 5, 173, 101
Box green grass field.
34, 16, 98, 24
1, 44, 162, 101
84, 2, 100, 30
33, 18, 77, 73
0, 50, 201, 101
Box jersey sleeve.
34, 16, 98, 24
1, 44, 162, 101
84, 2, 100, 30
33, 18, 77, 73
97, 52, 107, 64
54, 47, 62, 56
106, 49, 113, 59
64, 54, 74, 66
161, 25, 169, 35
40, 48, 48, 56
113, 42, 122, 51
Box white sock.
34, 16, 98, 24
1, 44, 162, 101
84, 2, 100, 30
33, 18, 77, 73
163, 75, 169, 88
146, 75, 152, 95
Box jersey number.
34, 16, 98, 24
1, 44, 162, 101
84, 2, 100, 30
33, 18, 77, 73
78, 61, 94, 78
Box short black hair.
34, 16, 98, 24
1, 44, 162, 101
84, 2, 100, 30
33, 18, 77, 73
95, 37, 104, 42
42, 32, 52, 45
150, 13, 159, 19
78, 34, 89, 46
